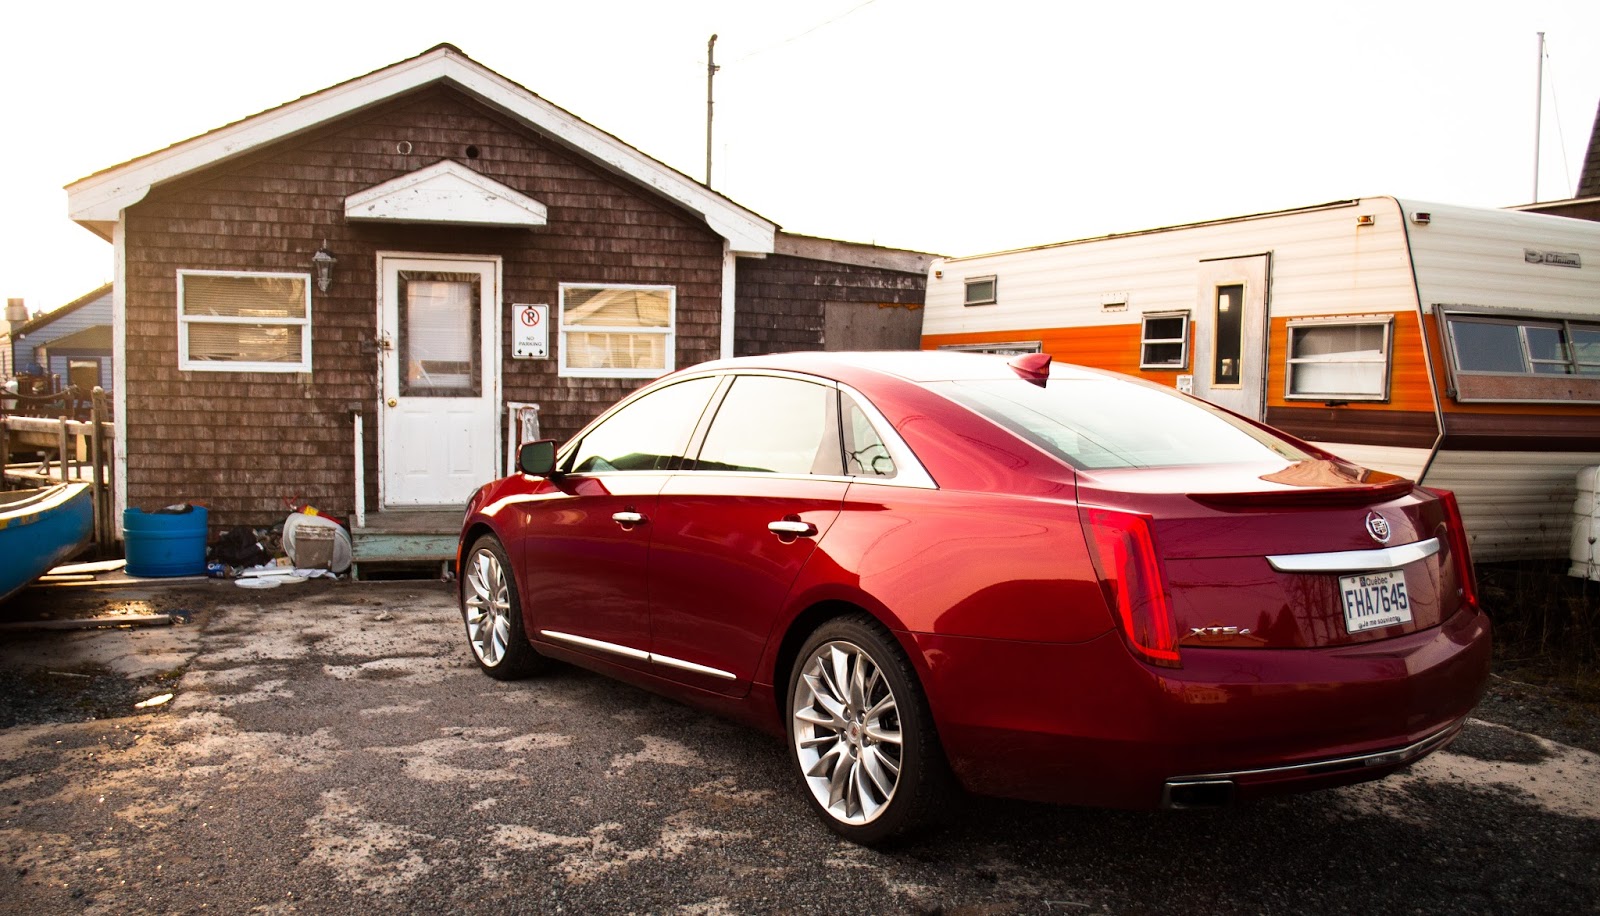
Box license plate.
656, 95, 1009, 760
1339, 569, 1412, 634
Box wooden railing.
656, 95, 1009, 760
1, 387, 116, 549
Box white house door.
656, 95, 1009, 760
379, 255, 499, 508
1193, 255, 1270, 420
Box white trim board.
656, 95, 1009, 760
66, 45, 776, 254
345, 160, 548, 228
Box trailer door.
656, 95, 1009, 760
1193, 254, 1269, 419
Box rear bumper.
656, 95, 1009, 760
1161, 716, 1465, 808
908, 605, 1491, 809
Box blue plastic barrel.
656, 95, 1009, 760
123, 506, 209, 577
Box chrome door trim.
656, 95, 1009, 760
648, 653, 737, 680
539, 630, 737, 681
1266, 537, 1440, 573
540, 630, 649, 662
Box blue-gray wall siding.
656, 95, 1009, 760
11, 290, 114, 393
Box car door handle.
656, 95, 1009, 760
612, 511, 647, 526
768, 520, 817, 538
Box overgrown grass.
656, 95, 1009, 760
1479, 560, 1600, 694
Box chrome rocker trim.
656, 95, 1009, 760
1266, 537, 1440, 573
1161, 717, 1466, 808
539, 630, 737, 681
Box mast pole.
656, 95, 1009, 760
1533, 31, 1545, 202
706, 34, 719, 186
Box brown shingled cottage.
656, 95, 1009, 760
64, 45, 931, 567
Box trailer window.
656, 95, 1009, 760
1442, 311, 1600, 404
964, 276, 997, 307
1448, 315, 1600, 376
1140, 311, 1189, 369
1285, 318, 1392, 402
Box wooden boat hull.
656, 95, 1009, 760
0, 483, 94, 603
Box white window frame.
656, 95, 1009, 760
558, 282, 676, 379
1284, 315, 1393, 402
963, 275, 998, 306
176, 269, 312, 373
1139, 310, 1190, 370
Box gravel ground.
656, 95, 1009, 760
0, 579, 1596, 915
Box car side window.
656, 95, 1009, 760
694, 376, 844, 476
566, 376, 719, 473
842, 394, 896, 478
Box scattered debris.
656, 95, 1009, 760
48, 559, 129, 576
374, 611, 394, 622
133, 693, 173, 709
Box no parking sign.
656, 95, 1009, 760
512, 303, 549, 359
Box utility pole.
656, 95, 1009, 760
1533, 31, 1544, 202
706, 34, 720, 187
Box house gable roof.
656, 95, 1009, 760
344, 160, 548, 228
66, 44, 776, 253
12, 283, 114, 338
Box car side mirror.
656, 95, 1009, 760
518, 439, 559, 477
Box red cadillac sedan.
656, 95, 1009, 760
457, 351, 1491, 844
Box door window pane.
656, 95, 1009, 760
696, 377, 842, 476
567, 376, 719, 473
1213, 285, 1243, 385
399, 272, 480, 396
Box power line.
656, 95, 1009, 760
727, 0, 879, 66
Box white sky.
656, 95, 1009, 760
2, 0, 1598, 317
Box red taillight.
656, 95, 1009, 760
1082, 507, 1181, 668
1426, 487, 1479, 612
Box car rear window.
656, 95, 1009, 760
933, 378, 1314, 470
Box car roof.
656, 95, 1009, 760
688, 350, 1107, 385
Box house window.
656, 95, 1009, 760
964, 276, 997, 306
1286, 317, 1393, 401
177, 270, 311, 372
559, 284, 674, 379
1447, 314, 1600, 376
1140, 311, 1189, 369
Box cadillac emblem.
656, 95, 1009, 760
1365, 511, 1392, 545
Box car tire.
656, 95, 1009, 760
786, 614, 950, 844
460, 534, 544, 680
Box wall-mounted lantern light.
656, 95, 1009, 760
312, 241, 337, 293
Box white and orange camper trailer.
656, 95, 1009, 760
922, 197, 1600, 562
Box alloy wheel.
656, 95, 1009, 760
463, 546, 513, 667
791, 639, 904, 826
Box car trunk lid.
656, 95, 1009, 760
1079, 460, 1469, 651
